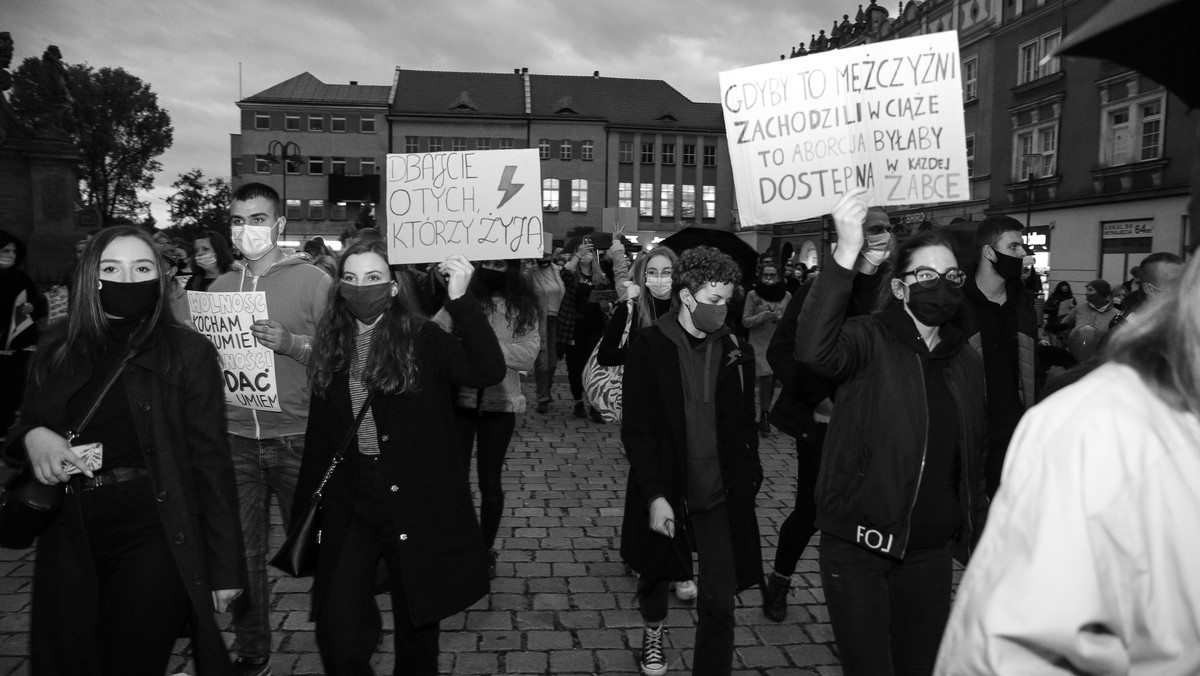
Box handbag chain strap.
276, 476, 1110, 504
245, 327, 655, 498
311, 390, 377, 503
65, 345, 140, 445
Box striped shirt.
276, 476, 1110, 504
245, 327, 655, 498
349, 328, 380, 455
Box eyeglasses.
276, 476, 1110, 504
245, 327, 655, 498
901, 266, 966, 289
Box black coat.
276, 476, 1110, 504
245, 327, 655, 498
293, 295, 506, 627
4, 326, 245, 675
618, 317, 763, 591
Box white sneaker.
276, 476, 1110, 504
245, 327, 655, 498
640, 624, 668, 676
673, 579, 698, 601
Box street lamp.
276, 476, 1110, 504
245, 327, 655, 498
265, 140, 303, 217
1022, 153, 1043, 230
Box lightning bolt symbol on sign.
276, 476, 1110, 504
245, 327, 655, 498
496, 165, 524, 209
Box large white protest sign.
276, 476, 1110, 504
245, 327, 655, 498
188, 291, 282, 412
385, 149, 544, 265
719, 31, 969, 226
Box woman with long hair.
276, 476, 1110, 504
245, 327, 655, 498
294, 233, 505, 673
596, 245, 679, 367
3, 226, 244, 675
742, 263, 791, 435
556, 239, 613, 421
796, 189, 987, 675
439, 258, 539, 578
185, 230, 235, 291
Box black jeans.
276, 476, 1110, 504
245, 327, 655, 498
455, 409, 516, 549
315, 457, 440, 675
638, 504, 737, 676
819, 533, 952, 676
564, 324, 603, 402
79, 475, 193, 675
772, 425, 825, 576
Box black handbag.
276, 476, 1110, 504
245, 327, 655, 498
0, 348, 137, 549
271, 392, 375, 577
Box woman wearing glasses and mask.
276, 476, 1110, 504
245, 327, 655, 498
795, 188, 987, 676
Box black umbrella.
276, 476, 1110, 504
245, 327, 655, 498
659, 227, 760, 283
1055, 0, 1200, 106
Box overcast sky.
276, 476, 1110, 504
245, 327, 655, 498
6, 0, 831, 225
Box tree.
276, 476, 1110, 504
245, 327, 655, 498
10, 57, 173, 226
165, 169, 231, 241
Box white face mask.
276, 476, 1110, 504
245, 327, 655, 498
0, 252, 15, 270
644, 274, 672, 299
195, 252, 218, 270
231, 223, 277, 261
856, 232, 892, 274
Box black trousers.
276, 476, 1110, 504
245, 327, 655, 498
564, 324, 603, 402
315, 457, 440, 675
771, 424, 825, 576
454, 409, 516, 549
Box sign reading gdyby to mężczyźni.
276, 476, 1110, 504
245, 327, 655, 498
385, 149, 544, 265
188, 291, 282, 412
719, 31, 970, 226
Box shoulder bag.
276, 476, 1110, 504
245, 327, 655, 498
583, 299, 635, 424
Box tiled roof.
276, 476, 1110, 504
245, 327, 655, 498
242, 72, 390, 106
391, 70, 528, 117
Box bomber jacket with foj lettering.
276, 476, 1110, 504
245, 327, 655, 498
795, 260, 989, 560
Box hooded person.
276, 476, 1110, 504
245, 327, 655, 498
1053, 279, 1119, 363
0, 229, 48, 432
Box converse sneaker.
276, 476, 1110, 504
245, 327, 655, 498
672, 579, 698, 601
761, 571, 791, 622
233, 657, 272, 676
639, 624, 667, 676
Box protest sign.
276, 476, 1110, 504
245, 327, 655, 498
719, 31, 970, 226
188, 291, 281, 412
385, 148, 544, 265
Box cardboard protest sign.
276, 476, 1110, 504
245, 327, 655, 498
188, 291, 282, 412
385, 149, 544, 265
719, 31, 970, 226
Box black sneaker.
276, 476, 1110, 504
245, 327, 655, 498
488, 549, 498, 579
639, 624, 667, 676
589, 407, 606, 424
536, 401, 549, 414
761, 572, 791, 622
234, 657, 272, 676
573, 401, 587, 418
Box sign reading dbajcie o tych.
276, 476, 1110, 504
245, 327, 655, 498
385, 149, 545, 265
188, 291, 282, 412
719, 31, 970, 226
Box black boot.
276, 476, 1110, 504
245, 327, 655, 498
759, 413, 771, 436
762, 571, 791, 621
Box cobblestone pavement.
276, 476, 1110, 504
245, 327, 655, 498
0, 379, 965, 675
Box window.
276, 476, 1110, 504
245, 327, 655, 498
255, 155, 270, 174
308, 200, 325, 220
452, 137, 467, 152
538, 139, 551, 160
308, 115, 324, 132
683, 144, 696, 166
1014, 124, 1058, 179
332, 202, 347, 220
639, 183, 654, 217
619, 142, 633, 163
965, 134, 975, 177
641, 142, 654, 164
582, 140, 594, 161
618, 182, 633, 209
285, 158, 300, 175
1101, 93, 1166, 166
360, 115, 376, 133
542, 178, 559, 211
1018, 30, 1062, 85
285, 199, 302, 219
571, 179, 588, 212
308, 157, 324, 175
331, 115, 347, 133
476, 138, 491, 151
702, 185, 716, 218
662, 144, 675, 165
285, 114, 300, 131
360, 158, 376, 175
681, 185, 696, 219
660, 184, 675, 218
405, 136, 419, 153
499, 138, 514, 150
331, 157, 346, 175
428, 137, 443, 153
963, 57, 978, 102
560, 141, 572, 160
703, 145, 717, 167
254, 113, 270, 130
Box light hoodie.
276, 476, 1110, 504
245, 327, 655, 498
208, 254, 330, 438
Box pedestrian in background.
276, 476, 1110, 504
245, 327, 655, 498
6, 226, 244, 674
620, 246, 761, 676
0, 229, 46, 433
556, 239, 612, 422
528, 250, 565, 413
186, 230, 235, 292
741, 263, 790, 435
298, 235, 504, 674
796, 188, 987, 676
439, 258, 539, 579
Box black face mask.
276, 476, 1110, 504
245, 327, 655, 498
340, 283, 393, 324
476, 268, 507, 295
990, 248, 1024, 281
99, 279, 160, 318
906, 282, 963, 327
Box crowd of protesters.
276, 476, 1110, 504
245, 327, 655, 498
0, 180, 1197, 675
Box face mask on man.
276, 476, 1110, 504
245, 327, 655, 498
340, 282, 394, 324
989, 247, 1024, 281
231, 222, 278, 261
905, 282, 963, 327
856, 232, 892, 274
1086, 293, 1108, 310
686, 294, 727, 334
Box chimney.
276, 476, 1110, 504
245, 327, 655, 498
593, 71, 600, 78
350, 80, 358, 85
522, 67, 528, 74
